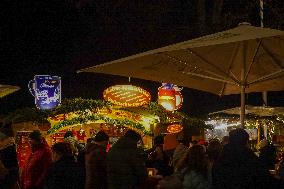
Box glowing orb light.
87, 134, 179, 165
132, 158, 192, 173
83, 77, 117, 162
158, 83, 183, 111
167, 124, 183, 134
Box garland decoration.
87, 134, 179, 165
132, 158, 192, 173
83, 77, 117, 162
5, 98, 207, 136
47, 114, 150, 135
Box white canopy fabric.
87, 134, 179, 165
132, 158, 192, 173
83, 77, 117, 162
210, 105, 284, 117
0, 85, 20, 98
78, 23, 284, 126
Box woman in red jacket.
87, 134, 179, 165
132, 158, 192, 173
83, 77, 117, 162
21, 130, 52, 189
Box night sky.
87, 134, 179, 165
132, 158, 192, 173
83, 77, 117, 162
1, 0, 284, 116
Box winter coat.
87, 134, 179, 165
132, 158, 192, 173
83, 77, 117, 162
173, 144, 188, 169
0, 139, 19, 189
107, 137, 147, 189
21, 140, 52, 189
44, 155, 85, 189
212, 144, 275, 189
85, 143, 107, 189
259, 145, 277, 171
182, 169, 209, 189
158, 168, 209, 189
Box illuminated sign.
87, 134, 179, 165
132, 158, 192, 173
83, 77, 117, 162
29, 75, 61, 109
103, 85, 151, 107
158, 83, 183, 111
167, 124, 183, 134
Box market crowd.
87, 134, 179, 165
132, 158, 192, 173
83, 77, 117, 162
0, 122, 284, 189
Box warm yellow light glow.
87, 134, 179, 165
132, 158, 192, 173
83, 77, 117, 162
103, 85, 151, 107
160, 102, 175, 111
167, 124, 183, 133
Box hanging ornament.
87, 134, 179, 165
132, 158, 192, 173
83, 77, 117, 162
167, 124, 183, 134
158, 83, 183, 111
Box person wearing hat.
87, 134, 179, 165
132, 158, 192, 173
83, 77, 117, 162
21, 130, 52, 189
107, 130, 147, 189
85, 131, 109, 189
0, 123, 19, 189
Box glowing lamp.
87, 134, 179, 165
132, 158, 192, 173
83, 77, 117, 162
167, 124, 183, 134
158, 83, 183, 111
158, 87, 176, 111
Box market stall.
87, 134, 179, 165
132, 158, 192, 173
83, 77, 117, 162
206, 106, 284, 151
6, 98, 207, 149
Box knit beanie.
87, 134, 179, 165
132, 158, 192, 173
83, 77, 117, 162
29, 130, 42, 142
94, 131, 109, 142
124, 130, 141, 142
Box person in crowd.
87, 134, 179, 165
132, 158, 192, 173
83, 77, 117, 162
44, 142, 84, 189
64, 131, 85, 165
21, 130, 52, 189
259, 142, 277, 172
207, 139, 222, 186
0, 123, 19, 189
221, 136, 229, 146
178, 145, 209, 189
158, 145, 209, 189
107, 130, 147, 189
146, 135, 164, 154
172, 133, 188, 170
212, 128, 279, 189
147, 144, 172, 176
189, 140, 198, 148
64, 131, 79, 156
85, 131, 109, 189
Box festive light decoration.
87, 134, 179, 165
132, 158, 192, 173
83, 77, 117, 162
206, 115, 284, 142
167, 124, 183, 133
103, 85, 151, 107
47, 114, 151, 135
6, 98, 209, 137
158, 83, 183, 111
28, 75, 61, 110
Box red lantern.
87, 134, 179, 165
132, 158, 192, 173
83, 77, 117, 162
158, 83, 183, 111
158, 87, 176, 111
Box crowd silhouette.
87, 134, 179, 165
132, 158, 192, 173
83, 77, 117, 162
0, 122, 283, 189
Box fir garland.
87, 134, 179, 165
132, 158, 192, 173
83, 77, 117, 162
5, 98, 207, 135
47, 114, 150, 135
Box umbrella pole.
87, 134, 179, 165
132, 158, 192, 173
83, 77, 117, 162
240, 85, 246, 128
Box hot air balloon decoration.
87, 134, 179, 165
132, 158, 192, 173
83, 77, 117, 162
158, 83, 183, 111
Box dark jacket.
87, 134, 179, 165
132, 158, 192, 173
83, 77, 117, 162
44, 155, 84, 189
212, 144, 276, 189
0, 144, 19, 189
85, 143, 107, 189
259, 145, 277, 171
107, 137, 147, 189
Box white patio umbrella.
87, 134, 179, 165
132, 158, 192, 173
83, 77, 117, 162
210, 105, 284, 117
78, 23, 284, 127
0, 84, 20, 98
